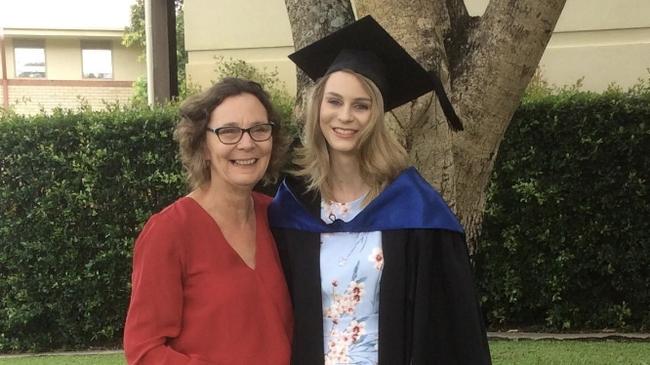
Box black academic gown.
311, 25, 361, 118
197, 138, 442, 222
270, 169, 492, 365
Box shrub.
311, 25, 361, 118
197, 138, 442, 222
1, 74, 648, 352
475, 84, 650, 331
0, 105, 184, 351
0, 62, 297, 351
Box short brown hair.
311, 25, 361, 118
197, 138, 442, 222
174, 77, 289, 189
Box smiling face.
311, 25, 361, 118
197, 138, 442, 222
204, 92, 272, 191
319, 71, 373, 158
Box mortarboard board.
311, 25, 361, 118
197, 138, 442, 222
288, 15, 463, 131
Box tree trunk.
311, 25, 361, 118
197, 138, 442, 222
284, 1, 355, 123
285, 0, 566, 253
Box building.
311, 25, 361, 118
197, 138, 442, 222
183, 0, 295, 93
534, 0, 650, 91
183, 0, 650, 95
0, 0, 144, 115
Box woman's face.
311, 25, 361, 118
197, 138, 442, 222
204, 92, 272, 191
319, 71, 373, 157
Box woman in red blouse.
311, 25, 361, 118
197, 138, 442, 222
123, 78, 293, 365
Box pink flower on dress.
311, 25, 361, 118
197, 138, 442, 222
324, 280, 365, 322
325, 331, 351, 364
368, 247, 384, 270
338, 202, 350, 217
324, 200, 351, 221
325, 320, 368, 364
347, 320, 366, 342
347, 281, 365, 303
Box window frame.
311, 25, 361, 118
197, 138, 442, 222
13, 39, 47, 79
80, 40, 114, 80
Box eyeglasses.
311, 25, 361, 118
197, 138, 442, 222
206, 123, 274, 144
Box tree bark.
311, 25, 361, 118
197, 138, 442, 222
285, 0, 566, 253
451, 0, 566, 252
284, 1, 355, 123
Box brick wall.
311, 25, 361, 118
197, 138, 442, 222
3, 80, 135, 115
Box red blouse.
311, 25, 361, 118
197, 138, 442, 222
124, 193, 292, 365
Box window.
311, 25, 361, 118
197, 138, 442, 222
14, 40, 46, 78
81, 40, 113, 79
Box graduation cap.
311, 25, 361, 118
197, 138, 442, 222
289, 15, 463, 131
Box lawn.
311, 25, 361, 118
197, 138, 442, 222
0, 340, 648, 365
490, 340, 650, 365
0, 353, 125, 365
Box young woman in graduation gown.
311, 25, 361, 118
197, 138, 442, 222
269, 16, 491, 365
123, 78, 293, 365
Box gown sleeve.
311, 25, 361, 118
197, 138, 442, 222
123, 214, 214, 365
437, 229, 491, 364
411, 229, 492, 364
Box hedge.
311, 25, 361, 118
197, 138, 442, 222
475, 86, 650, 331
0, 105, 185, 351
0, 85, 648, 351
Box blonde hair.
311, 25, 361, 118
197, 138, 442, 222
293, 70, 408, 203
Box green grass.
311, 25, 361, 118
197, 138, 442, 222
0, 341, 648, 364
0, 353, 125, 365
490, 340, 650, 365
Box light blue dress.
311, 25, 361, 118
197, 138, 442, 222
320, 195, 383, 365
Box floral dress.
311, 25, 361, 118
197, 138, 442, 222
320, 195, 383, 365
